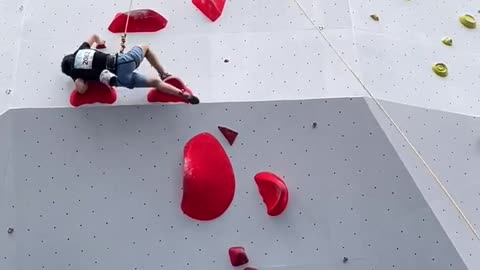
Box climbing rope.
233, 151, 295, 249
120, 0, 135, 54
293, 0, 480, 239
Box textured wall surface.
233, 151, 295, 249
1, 0, 480, 269
1, 0, 478, 114
0, 98, 469, 270
369, 99, 480, 269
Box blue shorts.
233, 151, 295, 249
115, 46, 149, 89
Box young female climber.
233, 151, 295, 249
61, 34, 200, 104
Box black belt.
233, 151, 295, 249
106, 55, 117, 73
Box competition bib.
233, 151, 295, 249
74, 49, 95, 69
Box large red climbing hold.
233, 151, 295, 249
147, 77, 193, 104
69, 82, 117, 107
108, 9, 168, 33
182, 133, 235, 221
228, 246, 249, 267
192, 0, 226, 22
254, 172, 289, 216
218, 126, 238, 145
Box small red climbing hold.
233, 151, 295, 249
229, 246, 249, 267
96, 43, 106, 49
182, 133, 235, 221
69, 82, 117, 107
254, 172, 289, 216
108, 9, 168, 33
192, 0, 226, 22
147, 77, 193, 104
218, 126, 238, 145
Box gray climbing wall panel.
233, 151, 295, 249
0, 112, 15, 270
0, 98, 469, 270
369, 99, 480, 270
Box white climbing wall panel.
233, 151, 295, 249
0, 0, 23, 114
7, 0, 366, 109
350, 0, 480, 115
2, 0, 480, 114
0, 99, 470, 270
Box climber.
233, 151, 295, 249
60, 34, 200, 104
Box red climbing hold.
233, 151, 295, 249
254, 172, 289, 216
108, 9, 168, 33
182, 133, 235, 221
228, 246, 249, 267
218, 126, 238, 145
69, 81, 117, 107
192, 0, 226, 22
147, 77, 193, 104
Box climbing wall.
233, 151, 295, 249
0, 112, 15, 270
0, 0, 477, 114
0, 98, 470, 270
6, 0, 363, 109
350, 1, 480, 115
1, 0, 480, 269
0, 1, 23, 114
368, 100, 480, 269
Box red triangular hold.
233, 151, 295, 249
218, 126, 238, 145
192, 0, 226, 22
108, 9, 168, 33
69, 81, 117, 107
147, 76, 193, 104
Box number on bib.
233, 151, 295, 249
74, 49, 95, 69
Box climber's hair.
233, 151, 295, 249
61, 54, 74, 76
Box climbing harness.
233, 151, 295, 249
119, 0, 134, 54
294, 0, 480, 239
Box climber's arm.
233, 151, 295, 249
85, 34, 106, 47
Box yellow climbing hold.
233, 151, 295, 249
432, 63, 448, 77
459, 14, 476, 29
370, 14, 380, 21
442, 37, 453, 46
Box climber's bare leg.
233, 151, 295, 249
140, 44, 169, 78
147, 78, 188, 100
139, 44, 199, 104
